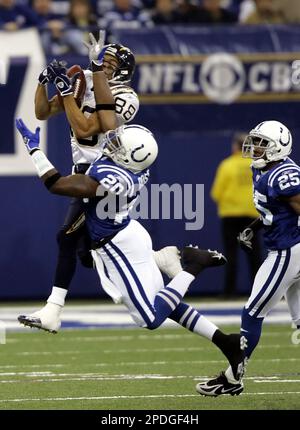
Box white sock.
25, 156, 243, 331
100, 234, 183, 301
225, 366, 240, 384
47, 287, 67, 307
166, 271, 195, 297
193, 315, 218, 340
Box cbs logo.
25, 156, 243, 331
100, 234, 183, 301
200, 53, 245, 104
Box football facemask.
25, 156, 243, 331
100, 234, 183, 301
242, 120, 292, 169
102, 125, 158, 173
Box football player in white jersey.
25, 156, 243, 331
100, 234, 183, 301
18, 32, 142, 332
17, 54, 246, 382
196, 120, 300, 397
18, 32, 187, 333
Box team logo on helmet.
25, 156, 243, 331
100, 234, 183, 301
131, 144, 151, 163
279, 127, 291, 146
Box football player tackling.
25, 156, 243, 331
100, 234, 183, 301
19, 31, 187, 333
16, 52, 246, 383
197, 120, 300, 396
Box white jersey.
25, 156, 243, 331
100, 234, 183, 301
71, 69, 139, 165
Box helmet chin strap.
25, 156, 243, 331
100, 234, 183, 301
251, 158, 267, 169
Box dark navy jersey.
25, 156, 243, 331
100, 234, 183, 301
84, 157, 150, 241
252, 158, 300, 250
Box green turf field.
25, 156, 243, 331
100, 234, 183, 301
0, 325, 299, 410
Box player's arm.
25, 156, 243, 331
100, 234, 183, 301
272, 168, 300, 215
44, 171, 99, 197
85, 30, 118, 131
92, 69, 118, 131
50, 65, 106, 138
34, 61, 67, 120
62, 95, 102, 138
35, 86, 63, 120
16, 118, 99, 198
284, 194, 300, 215
237, 217, 263, 252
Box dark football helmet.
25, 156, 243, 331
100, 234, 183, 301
99, 43, 136, 84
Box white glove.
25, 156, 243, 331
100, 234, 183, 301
237, 227, 254, 252
83, 30, 106, 64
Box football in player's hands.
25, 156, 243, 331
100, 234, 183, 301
57, 65, 86, 109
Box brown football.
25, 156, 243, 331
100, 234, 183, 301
57, 65, 86, 109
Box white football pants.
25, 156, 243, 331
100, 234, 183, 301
91, 220, 165, 327
245, 242, 300, 320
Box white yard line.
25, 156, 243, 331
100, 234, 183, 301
0, 391, 300, 403
1, 357, 300, 371
0, 343, 295, 356
5, 331, 292, 343
0, 373, 300, 385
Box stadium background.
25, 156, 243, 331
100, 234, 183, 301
1, 23, 300, 300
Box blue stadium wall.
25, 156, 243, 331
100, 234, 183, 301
1, 25, 300, 300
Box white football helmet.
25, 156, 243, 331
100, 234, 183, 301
102, 124, 158, 173
242, 120, 292, 169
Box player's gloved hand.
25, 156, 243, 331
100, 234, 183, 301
83, 30, 106, 70
54, 73, 73, 97
237, 227, 254, 253
16, 118, 40, 154
38, 59, 67, 86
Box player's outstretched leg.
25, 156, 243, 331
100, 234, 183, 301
195, 334, 248, 397
196, 306, 263, 396
18, 202, 86, 333
195, 335, 248, 397
145, 246, 227, 330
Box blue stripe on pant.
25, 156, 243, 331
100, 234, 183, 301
242, 248, 291, 358
102, 244, 154, 327
108, 241, 155, 313
247, 250, 282, 315
253, 248, 291, 317
103, 242, 183, 330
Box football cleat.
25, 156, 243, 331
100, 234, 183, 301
18, 303, 62, 334
181, 246, 227, 277
196, 372, 244, 397
153, 246, 183, 278
220, 334, 247, 381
